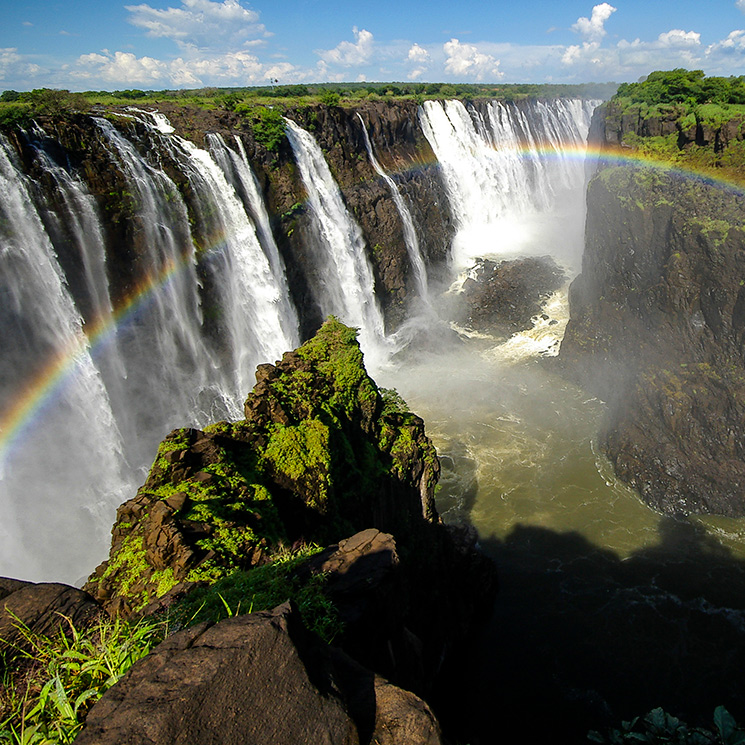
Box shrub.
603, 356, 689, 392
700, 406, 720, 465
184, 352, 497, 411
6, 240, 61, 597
248, 106, 286, 152
320, 90, 341, 107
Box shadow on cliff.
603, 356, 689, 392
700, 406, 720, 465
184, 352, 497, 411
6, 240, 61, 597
436, 514, 745, 745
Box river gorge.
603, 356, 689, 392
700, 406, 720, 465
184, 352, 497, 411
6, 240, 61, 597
2, 91, 745, 741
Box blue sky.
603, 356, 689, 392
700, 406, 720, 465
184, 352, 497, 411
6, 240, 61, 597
3, 1, 745, 90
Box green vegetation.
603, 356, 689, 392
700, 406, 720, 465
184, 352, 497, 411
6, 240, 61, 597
0, 79, 615, 132
175, 544, 343, 643
241, 105, 286, 152
0, 614, 164, 744
589, 706, 745, 744
603, 70, 745, 182
616, 69, 745, 107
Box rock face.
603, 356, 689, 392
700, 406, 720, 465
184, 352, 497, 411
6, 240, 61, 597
85, 319, 440, 615
75, 601, 443, 745
561, 165, 745, 515
455, 256, 565, 335
0, 578, 101, 651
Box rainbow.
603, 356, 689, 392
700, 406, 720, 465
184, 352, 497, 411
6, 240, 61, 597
0, 251, 196, 465
1, 141, 743, 468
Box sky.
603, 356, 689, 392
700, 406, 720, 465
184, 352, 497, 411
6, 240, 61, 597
3, 1, 745, 90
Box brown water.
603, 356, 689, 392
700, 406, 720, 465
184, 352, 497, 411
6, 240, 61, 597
374, 306, 745, 744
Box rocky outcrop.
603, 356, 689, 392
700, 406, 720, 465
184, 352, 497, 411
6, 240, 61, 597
75, 601, 443, 745
85, 318, 441, 616
454, 256, 565, 335
561, 165, 745, 515
0, 578, 101, 652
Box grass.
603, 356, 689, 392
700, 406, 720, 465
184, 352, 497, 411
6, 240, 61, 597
0, 613, 165, 744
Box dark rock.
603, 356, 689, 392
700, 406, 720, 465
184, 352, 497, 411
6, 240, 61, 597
0, 580, 101, 651
452, 256, 565, 335
75, 601, 443, 745
561, 164, 745, 515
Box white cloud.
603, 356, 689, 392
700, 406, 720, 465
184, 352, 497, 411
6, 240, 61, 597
125, 0, 269, 51
443, 38, 503, 80
70, 49, 299, 87
738, 0, 745, 12
657, 29, 701, 47
317, 27, 374, 67
707, 29, 745, 55
0, 47, 43, 84
572, 3, 616, 42
406, 42, 430, 80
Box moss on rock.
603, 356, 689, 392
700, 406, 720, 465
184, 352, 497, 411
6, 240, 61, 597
85, 318, 439, 615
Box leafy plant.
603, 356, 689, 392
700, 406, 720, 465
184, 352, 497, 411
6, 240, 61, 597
247, 106, 286, 152
588, 706, 745, 745
175, 544, 344, 643
0, 613, 164, 744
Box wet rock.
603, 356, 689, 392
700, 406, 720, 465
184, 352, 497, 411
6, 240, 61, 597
454, 256, 565, 334
561, 165, 745, 515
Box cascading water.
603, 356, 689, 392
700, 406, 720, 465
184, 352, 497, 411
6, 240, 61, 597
419, 98, 596, 272
284, 118, 388, 358
356, 113, 430, 305
0, 114, 302, 582
0, 135, 128, 582
154, 126, 300, 399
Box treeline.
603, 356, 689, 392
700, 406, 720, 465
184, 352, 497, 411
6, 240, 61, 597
615, 68, 745, 106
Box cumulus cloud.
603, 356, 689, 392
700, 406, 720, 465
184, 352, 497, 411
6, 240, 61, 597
443, 38, 503, 80
738, 0, 745, 12
71, 48, 295, 87
572, 3, 616, 42
657, 29, 701, 47
707, 29, 745, 56
406, 42, 431, 79
125, 0, 269, 51
317, 27, 374, 67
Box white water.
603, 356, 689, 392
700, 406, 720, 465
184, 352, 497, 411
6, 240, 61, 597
0, 135, 128, 581
284, 118, 388, 360
161, 130, 299, 399
0, 115, 303, 582
356, 113, 430, 305
419, 99, 596, 272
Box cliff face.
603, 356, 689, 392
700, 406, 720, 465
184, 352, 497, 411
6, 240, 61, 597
6, 101, 452, 338
561, 157, 745, 515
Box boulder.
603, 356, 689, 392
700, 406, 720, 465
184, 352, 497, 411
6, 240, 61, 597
0, 579, 101, 651
75, 601, 443, 745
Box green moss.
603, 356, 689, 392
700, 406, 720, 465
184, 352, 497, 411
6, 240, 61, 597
99, 532, 149, 601
263, 420, 331, 509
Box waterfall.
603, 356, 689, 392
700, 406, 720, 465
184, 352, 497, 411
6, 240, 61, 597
419, 98, 596, 271
284, 118, 387, 355
0, 114, 303, 582
94, 117, 239, 439
205, 132, 299, 348
356, 113, 430, 304
0, 135, 128, 582
162, 131, 299, 398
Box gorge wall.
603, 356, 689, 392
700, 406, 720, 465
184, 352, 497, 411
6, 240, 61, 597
561, 102, 745, 516
0, 95, 594, 583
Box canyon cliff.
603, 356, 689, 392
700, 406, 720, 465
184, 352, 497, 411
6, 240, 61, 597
561, 97, 745, 515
